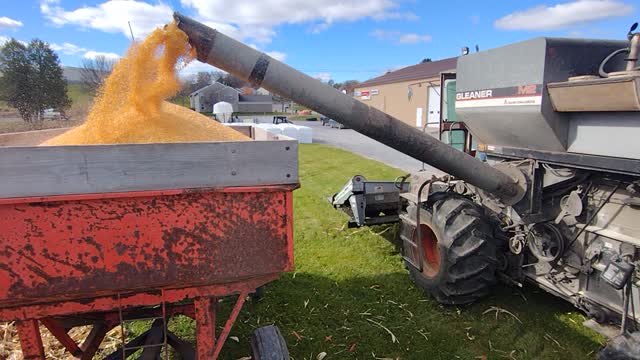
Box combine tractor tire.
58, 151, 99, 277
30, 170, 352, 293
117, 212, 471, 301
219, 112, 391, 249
405, 195, 497, 305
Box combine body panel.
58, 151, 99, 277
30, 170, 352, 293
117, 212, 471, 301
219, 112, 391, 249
456, 38, 630, 154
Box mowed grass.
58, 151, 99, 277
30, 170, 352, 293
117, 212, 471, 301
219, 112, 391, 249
168, 144, 603, 360
66, 83, 95, 109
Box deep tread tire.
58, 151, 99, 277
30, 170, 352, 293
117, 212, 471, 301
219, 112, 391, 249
251, 325, 289, 360
405, 195, 497, 305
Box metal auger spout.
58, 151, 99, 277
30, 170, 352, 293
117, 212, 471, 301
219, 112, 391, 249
174, 12, 524, 204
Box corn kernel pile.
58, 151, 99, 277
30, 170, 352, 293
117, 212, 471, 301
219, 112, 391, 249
43, 22, 249, 145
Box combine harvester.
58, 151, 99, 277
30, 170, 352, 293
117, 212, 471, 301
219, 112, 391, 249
173, 14, 640, 357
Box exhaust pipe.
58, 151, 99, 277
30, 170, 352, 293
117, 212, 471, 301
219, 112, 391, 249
174, 13, 524, 204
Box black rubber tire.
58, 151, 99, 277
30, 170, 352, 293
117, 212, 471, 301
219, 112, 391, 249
251, 325, 289, 360
405, 195, 497, 305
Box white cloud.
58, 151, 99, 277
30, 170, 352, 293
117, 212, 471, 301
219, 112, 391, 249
0, 16, 23, 30
40, 0, 415, 44
309, 22, 332, 34
398, 33, 432, 44
495, 0, 634, 31
181, 0, 415, 42
40, 0, 172, 39
313, 72, 332, 82
373, 12, 419, 21
267, 51, 287, 62
83, 50, 121, 60
50, 42, 87, 55
371, 29, 432, 44
0, 36, 27, 47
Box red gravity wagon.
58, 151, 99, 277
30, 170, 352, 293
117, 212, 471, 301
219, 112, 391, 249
0, 126, 298, 359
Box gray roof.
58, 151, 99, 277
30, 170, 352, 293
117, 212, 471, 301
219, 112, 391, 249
190, 82, 239, 96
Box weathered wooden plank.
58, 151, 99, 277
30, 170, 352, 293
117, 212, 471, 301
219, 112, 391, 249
0, 139, 298, 198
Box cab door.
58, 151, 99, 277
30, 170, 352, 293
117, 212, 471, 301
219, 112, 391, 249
439, 73, 476, 156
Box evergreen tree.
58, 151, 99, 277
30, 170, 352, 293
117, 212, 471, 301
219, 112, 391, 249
0, 38, 71, 122
0, 39, 34, 121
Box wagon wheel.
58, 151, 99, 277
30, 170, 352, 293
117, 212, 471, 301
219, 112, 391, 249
251, 325, 289, 360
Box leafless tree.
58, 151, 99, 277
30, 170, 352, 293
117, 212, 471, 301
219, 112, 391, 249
80, 55, 116, 94
213, 71, 247, 89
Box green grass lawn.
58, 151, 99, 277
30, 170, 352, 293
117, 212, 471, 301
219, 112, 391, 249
166, 144, 603, 360
291, 104, 309, 112
289, 115, 319, 121
169, 95, 190, 107
66, 83, 94, 109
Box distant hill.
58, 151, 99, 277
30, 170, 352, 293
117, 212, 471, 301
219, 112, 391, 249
0, 66, 83, 84
63, 66, 84, 83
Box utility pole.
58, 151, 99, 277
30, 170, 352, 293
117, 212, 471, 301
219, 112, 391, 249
128, 21, 135, 42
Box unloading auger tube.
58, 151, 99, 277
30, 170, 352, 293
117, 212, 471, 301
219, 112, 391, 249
174, 13, 524, 204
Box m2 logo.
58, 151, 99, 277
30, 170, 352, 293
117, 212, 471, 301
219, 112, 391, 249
517, 85, 537, 95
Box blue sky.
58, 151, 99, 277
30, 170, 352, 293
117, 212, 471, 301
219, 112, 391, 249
0, 0, 637, 82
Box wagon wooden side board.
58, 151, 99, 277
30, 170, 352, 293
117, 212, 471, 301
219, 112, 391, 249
0, 126, 298, 359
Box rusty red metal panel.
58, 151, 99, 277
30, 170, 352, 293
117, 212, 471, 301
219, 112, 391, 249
285, 191, 294, 271
16, 320, 45, 359
0, 186, 295, 310
195, 297, 216, 358
0, 185, 298, 206
0, 276, 275, 321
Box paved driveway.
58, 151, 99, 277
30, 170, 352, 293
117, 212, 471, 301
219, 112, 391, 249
302, 121, 442, 174
233, 116, 442, 174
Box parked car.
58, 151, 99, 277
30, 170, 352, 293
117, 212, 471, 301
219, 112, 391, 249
273, 115, 292, 124
328, 119, 349, 129
42, 109, 64, 120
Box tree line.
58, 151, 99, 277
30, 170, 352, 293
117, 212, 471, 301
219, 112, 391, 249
0, 36, 364, 122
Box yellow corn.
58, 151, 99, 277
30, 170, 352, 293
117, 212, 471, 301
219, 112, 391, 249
44, 22, 249, 146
